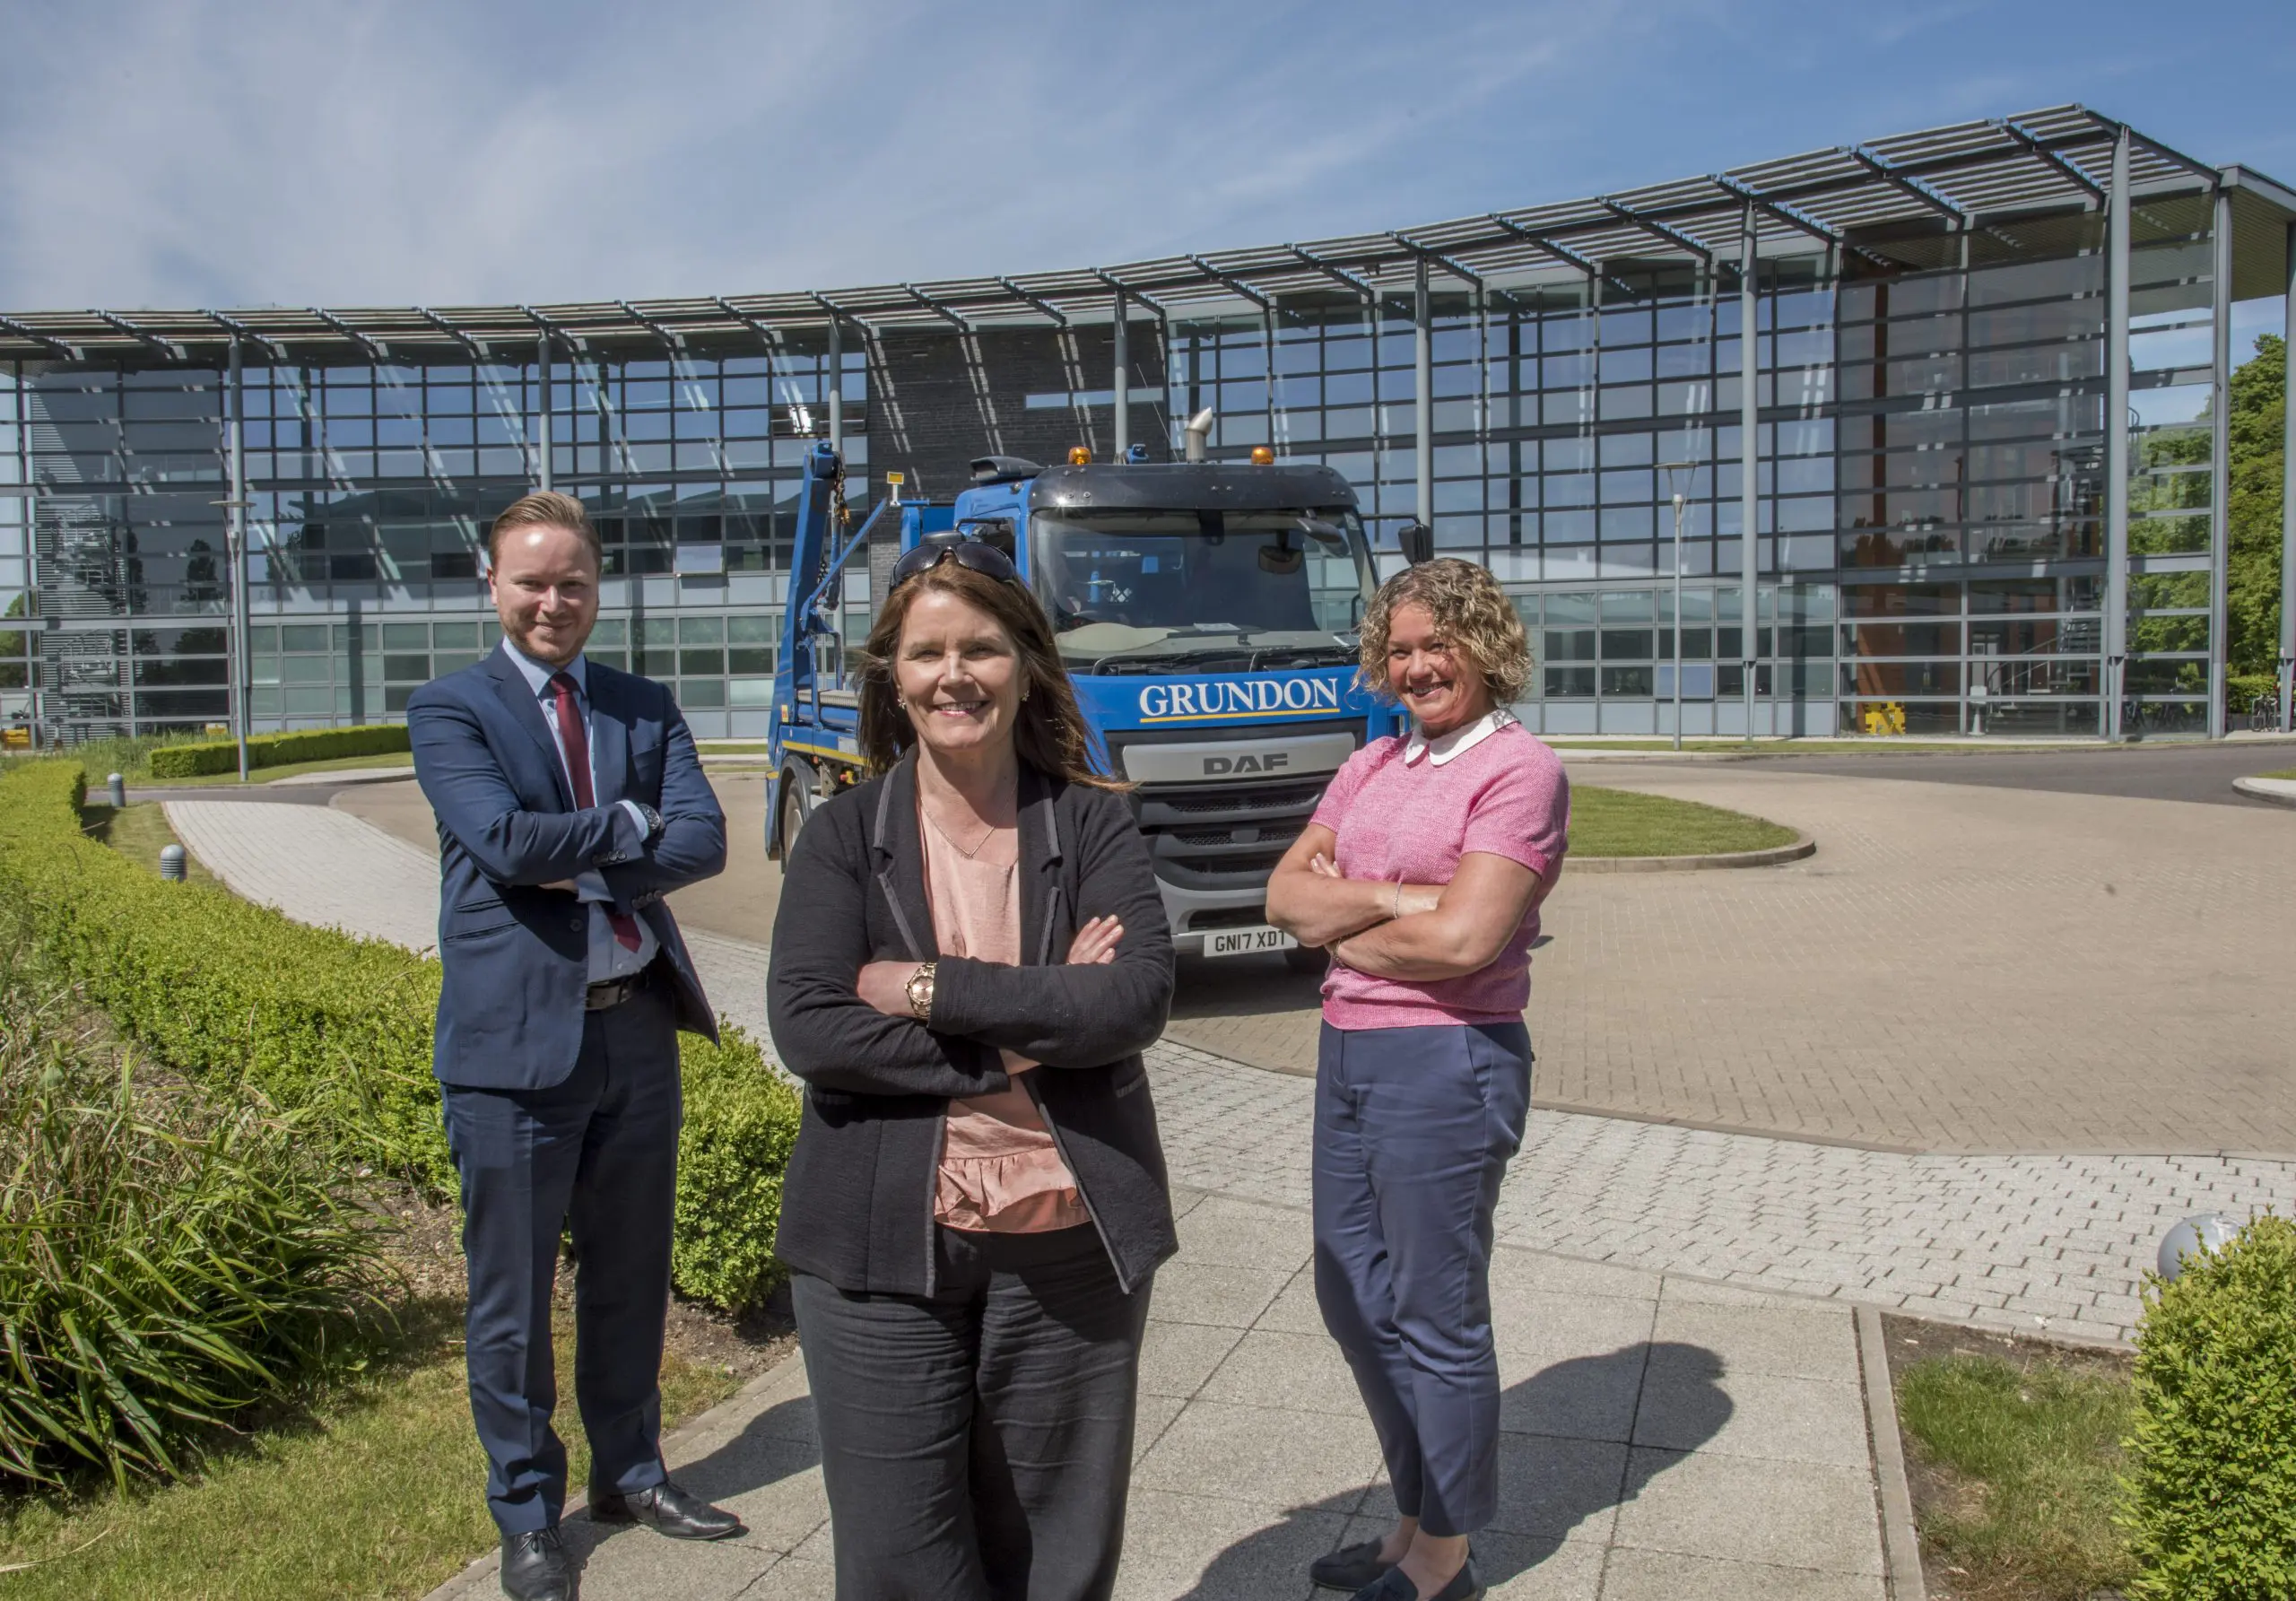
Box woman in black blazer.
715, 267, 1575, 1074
768, 536, 1176, 1601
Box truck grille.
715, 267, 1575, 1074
1135, 774, 1335, 892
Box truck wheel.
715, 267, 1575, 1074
779, 774, 813, 855
1283, 944, 1327, 975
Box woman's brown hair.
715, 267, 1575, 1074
856, 558, 1126, 789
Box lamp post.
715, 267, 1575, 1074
1661, 461, 1698, 752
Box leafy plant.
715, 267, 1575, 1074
0, 760, 800, 1312
0, 966, 390, 1490
145, 725, 410, 779
2123, 1213, 2296, 1599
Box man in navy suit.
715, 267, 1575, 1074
410, 492, 739, 1601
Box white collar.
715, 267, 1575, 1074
500, 637, 587, 700
1403, 708, 1518, 766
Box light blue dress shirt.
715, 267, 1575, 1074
499, 640, 661, 983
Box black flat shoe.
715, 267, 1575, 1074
1350, 1553, 1484, 1601
1310, 1538, 1395, 1591
500, 1527, 571, 1601
588, 1479, 745, 1540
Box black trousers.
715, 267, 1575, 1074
440, 979, 682, 1534
793, 1224, 1153, 1601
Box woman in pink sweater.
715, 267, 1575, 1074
1267, 559, 1569, 1601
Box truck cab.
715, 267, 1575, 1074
769, 444, 1400, 960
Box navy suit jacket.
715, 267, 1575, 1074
409, 648, 727, 1090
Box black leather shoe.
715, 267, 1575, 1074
500, 1527, 571, 1601
588, 1480, 744, 1540
1349, 1553, 1483, 1601
1310, 1538, 1395, 1591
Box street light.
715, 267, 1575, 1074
1660, 461, 1699, 753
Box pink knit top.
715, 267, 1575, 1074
1311, 719, 1570, 1030
922, 811, 1088, 1234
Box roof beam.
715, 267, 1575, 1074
1600, 197, 1714, 261
521, 304, 587, 352
1707, 175, 1896, 270
996, 276, 1068, 326
1287, 245, 1377, 300
1388, 230, 1483, 287
204, 310, 287, 362
1485, 213, 1602, 276
1845, 145, 1971, 224
1186, 255, 1274, 310
0, 314, 82, 361
311, 308, 388, 361
1996, 118, 2107, 200
91, 310, 185, 361
900, 283, 972, 331
614, 300, 683, 349
416, 307, 487, 358
1092, 269, 1170, 317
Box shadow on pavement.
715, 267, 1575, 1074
1175, 1342, 1729, 1599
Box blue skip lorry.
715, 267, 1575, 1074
765, 440, 1413, 961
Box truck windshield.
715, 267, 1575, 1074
1031, 508, 1378, 673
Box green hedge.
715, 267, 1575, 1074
2123, 1213, 2296, 1597
0, 761, 800, 1311
146, 725, 412, 779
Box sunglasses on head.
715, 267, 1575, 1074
891, 535, 1020, 589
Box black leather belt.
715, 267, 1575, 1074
585, 965, 657, 1012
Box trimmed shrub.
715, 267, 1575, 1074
2122, 1213, 2296, 1598
146, 725, 411, 779
0, 761, 800, 1311
0, 968, 389, 1489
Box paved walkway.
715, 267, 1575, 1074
420, 1190, 1889, 1601
162, 796, 2296, 1348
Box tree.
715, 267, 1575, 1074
2226, 334, 2286, 681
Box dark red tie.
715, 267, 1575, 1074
550, 672, 642, 953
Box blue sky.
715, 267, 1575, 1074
0, 0, 2290, 314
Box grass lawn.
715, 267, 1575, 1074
2256, 768, 2296, 780
1889, 1317, 2135, 1601
1569, 785, 1797, 857
0, 1303, 745, 1601
78, 801, 220, 886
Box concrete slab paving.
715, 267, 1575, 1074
415, 1187, 1882, 1601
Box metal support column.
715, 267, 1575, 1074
2208, 185, 2232, 738
827, 317, 844, 455
1111, 292, 1130, 459
2281, 221, 2296, 735
226, 340, 250, 781
535, 333, 552, 492
1414, 259, 1433, 535
1739, 205, 1760, 740
2105, 127, 2133, 741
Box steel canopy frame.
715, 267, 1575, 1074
3, 105, 2276, 364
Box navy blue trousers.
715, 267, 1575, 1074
1313, 1020, 1532, 1538
440, 982, 682, 1534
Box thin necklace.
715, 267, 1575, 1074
923, 804, 998, 860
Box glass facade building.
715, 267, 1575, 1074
4, 104, 2292, 744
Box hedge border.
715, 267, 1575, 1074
147, 725, 412, 779
0, 761, 798, 1310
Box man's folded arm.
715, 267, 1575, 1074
409, 687, 626, 885
601, 701, 726, 901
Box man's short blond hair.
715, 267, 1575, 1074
487, 491, 602, 569
1358, 558, 1534, 705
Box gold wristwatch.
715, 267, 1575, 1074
904, 961, 937, 1022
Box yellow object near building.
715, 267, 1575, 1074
1, 727, 27, 751
1859, 703, 1908, 736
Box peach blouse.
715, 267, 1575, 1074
923, 808, 1087, 1233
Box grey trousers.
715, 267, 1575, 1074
1313, 1020, 1532, 1538
792, 1224, 1153, 1601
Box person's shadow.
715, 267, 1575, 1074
1175, 1341, 1731, 1599
551, 1341, 1729, 1597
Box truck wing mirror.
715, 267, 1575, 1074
1398, 521, 1435, 566
1296, 516, 1347, 549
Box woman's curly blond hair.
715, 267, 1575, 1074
1357, 558, 1534, 705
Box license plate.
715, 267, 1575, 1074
1205, 926, 1298, 958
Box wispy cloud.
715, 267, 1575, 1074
0, 0, 2287, 313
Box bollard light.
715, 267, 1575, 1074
108, 772, 126, 808
159, 844, 187, 882
2157, 1214, 2238, 1281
